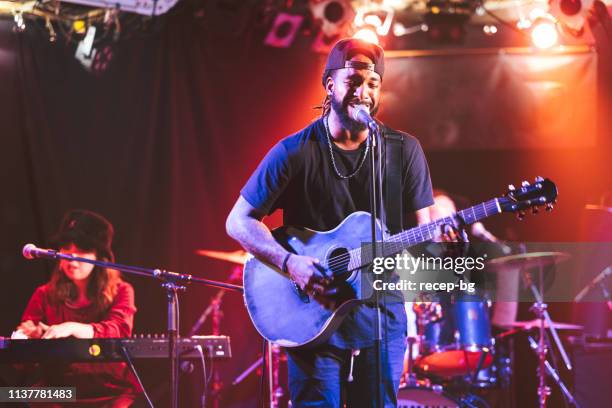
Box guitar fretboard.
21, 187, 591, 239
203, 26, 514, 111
345, 198, 502, 271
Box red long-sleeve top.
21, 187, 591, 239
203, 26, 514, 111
20, 280, 142, 406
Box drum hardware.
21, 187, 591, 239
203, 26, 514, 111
500, 319, 583, 331
469, 348, 490, 385
195, 248, 249, 265
486, 252, 571, 273
403, 336, 419, 387
490, 251, 577, 408
397, 384, 461, 408
195, 248, 286, 408
398, 383, 491, 408
527, 336, 580, 408
414, 293, 495, 379
188, 265, 243, 408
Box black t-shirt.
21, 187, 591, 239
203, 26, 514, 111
241, 117, 434, 348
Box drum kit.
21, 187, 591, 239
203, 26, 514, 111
195, 248, 583, 408
400, 251, 582, 408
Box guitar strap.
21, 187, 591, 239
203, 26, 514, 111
383, 131, 404, 234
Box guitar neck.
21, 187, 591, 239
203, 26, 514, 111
348, 198, 502, 270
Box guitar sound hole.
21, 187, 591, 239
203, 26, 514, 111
327, 248, 350, 278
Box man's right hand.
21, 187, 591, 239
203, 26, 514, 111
286, 254, 330, 295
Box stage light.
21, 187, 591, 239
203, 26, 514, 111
530, 18, 559, 49
353, 27, 379, 44
12, 10, 25, 32
423, 0, 473, 43
353, 2, 394, 36
310, 0, 355, 53
549, 0, 594, 31
393, 22, 428, 37
310, 0, 354, 38
483, 24, 497, 35
73, 20, 86, 35
517, 18, 532, 30
75, 25, 97, 69
45, 17, 56, 42
529, 7, 549, 21
264, 12, 304, 48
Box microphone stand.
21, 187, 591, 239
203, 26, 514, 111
367, 122, 384, 408
30, 250, 243, 408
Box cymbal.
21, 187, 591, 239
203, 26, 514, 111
195, 249, 249, 265
502, 319, 583, 331
487, 251, 570, 272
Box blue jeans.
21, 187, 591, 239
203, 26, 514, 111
286, 335, 406, 408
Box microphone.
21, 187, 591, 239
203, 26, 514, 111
350, 105, 378, 130
574, 266, 612, 302
470, 222, 512, 254
22, 243, 59, 260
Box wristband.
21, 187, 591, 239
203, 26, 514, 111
281, 253, 292, 274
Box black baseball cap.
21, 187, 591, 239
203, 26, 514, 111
322, 38, 385, 86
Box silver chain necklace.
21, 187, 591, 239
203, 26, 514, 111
324, 115, 370, 180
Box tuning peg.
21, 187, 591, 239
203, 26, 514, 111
508, 184, 516, 191
532, 207, 540, 214
535, 176, 544, 182
545, 203, 554, 212
521, 181, 530, 187
517, 211, 526, 220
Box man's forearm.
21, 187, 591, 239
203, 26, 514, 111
228, 217, 290, 269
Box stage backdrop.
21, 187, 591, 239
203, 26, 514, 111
0, 4, 610, 407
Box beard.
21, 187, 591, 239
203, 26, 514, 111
330, 91, 379, 134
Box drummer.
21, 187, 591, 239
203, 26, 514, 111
428, 189, 519, 326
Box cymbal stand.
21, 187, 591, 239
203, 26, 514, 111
527, 336, 580, 407
230, 342, 284, 407
521, 263, 572, 408
187, 290, 226, 408
404, 336, 418, 386
267, 343, 284, 408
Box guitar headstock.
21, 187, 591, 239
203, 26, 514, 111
498, 177, 557, 220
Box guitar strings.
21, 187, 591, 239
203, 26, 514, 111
323, 201, 497, 272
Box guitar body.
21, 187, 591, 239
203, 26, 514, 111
242, 177, 557, 348
243, 212, 381, 348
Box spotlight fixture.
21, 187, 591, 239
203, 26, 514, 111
530, 17, 559, 49
60, 0, 179, 16
310, 0, 354, 38
264, 12, 304, 48
353, 26, 379, 44
549, 0, 594, 32
13, 10, 25, 32
423, 0, 475, 43
75, 25, 97, 70
353, 2, 394, 36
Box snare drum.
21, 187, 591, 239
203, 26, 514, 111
417, 293, 494, 378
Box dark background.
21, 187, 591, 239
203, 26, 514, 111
1, 1, 610, 407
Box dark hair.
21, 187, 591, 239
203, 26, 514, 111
48, 218, 122, 319
317, 71, 335, 118
48, 245, 121, 317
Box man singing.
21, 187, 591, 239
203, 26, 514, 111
226, 38, 434, 407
